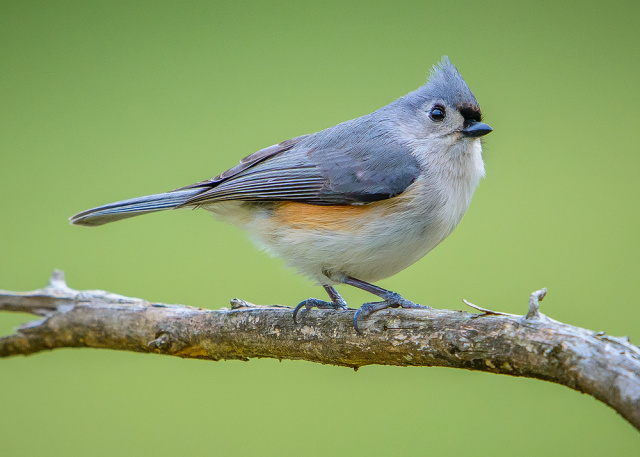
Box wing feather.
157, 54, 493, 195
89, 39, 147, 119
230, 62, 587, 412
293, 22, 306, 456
177, 117, 421, 207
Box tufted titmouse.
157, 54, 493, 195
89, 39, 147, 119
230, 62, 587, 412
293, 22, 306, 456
70, 56, 492, 333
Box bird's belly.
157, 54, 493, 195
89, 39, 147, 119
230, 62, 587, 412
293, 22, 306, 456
212, 181, 463, 284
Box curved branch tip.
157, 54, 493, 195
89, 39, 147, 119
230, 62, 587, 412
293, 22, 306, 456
48, 269, 68, 290
526, 287, 548, 320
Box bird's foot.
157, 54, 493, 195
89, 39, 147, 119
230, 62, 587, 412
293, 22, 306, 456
353, 294, 430, 334
293, 297, 348, 323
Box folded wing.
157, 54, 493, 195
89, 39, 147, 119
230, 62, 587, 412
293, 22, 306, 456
179, 119, 421, 207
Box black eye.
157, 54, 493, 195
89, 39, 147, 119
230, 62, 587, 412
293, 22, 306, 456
429, 105, 446, 122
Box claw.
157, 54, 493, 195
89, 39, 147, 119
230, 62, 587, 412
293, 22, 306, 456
353, 307, 364, 335
353, 301, 381, 335
292, 301, 306, 324
293, 299, 313, 323
353, 299, 430, 335
293, 298, 347, 324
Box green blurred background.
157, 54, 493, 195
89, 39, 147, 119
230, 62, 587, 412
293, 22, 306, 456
1, 1, 639, 455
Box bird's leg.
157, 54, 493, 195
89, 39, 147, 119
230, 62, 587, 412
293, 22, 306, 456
293, 285, 348, 323
342, 276, 430, 334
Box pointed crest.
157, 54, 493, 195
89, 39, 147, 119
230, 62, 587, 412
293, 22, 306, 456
421, 56, 479, 110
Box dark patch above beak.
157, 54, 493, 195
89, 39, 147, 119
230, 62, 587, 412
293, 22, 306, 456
461, 122, 493, 138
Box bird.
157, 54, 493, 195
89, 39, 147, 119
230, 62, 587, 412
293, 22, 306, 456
70, 56, 492, 333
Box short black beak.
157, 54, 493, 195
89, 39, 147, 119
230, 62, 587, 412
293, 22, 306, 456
461, 122, 493, 138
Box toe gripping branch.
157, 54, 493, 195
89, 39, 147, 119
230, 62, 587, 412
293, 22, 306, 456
352, 297, 428, 334
293, 284, 348, 323
292, 297, 348, 323
293, 277, 429, 334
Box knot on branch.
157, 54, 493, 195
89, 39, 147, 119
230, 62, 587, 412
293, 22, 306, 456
148, 331, 187, 353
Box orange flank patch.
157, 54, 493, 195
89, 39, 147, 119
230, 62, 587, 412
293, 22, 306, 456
274, 202, 374, 231
271, 181, 421, 231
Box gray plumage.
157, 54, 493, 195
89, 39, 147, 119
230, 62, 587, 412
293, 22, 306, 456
180, 120, 421, 207
69, 189, 203, 226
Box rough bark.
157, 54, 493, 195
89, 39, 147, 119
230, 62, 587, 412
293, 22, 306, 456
1, 270, 639, 431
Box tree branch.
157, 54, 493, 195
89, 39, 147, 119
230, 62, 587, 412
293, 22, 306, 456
2, 270, 639, 431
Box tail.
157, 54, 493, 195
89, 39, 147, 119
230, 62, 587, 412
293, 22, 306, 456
69, 189, 204, 227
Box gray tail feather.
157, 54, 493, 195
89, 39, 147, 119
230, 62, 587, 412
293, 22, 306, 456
69, 189, 204, 227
